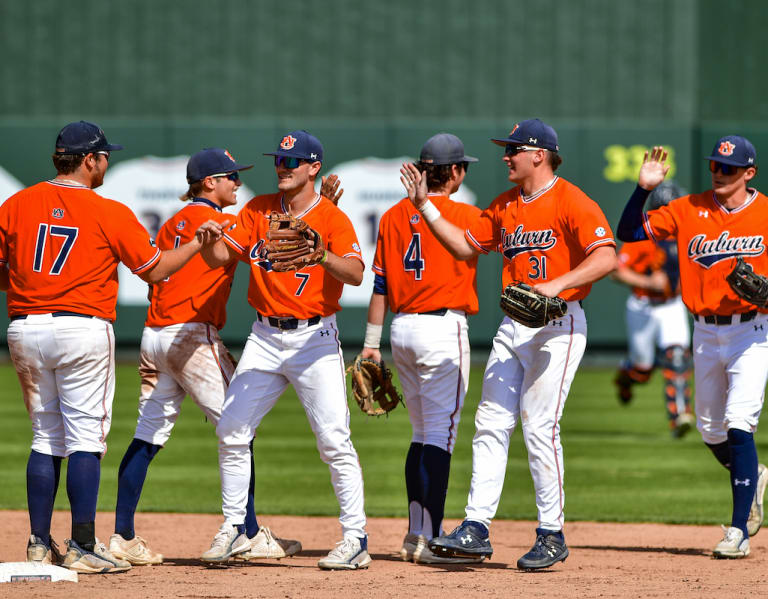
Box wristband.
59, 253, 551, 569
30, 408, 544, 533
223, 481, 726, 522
363, 322, 383, 349
319, 250, 328, 264
419, 199, 441, 223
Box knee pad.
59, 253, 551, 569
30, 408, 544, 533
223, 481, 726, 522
658, 345, 692, 375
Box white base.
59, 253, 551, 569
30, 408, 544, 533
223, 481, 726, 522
0, 561, 78, 583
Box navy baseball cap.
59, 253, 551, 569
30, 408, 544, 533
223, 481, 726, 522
264, 130, 323, 162
55, 120, 123, 154
491, 118, 559, 152
186, 148, 253, 183
706, 135, 757, 167
419, 133, 478, 165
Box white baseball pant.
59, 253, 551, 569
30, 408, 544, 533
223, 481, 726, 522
625, 294, 690, 368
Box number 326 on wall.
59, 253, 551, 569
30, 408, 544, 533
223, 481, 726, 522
603, 144, 676, 182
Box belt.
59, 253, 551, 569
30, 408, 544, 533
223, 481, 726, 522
256, 313, 321, 330
694, 310, 757, 325
10, 311, 94, 322
417, 308, 448, 316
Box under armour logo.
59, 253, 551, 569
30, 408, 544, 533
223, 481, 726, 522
755, 324, 764, 331
319, 330, 330, 336
460, 535, 472, 545
699, 210, 709, 218
734, 478, 751, 486
552, 320, 563, 327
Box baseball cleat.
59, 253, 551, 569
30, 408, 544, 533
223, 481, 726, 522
26, 535, 63, 565
399, 533, 422, 562
428, 520, 493, 559
317, 535, 372, 570
414, 536, 484, 565
613, 369, 634, 405
713, 526, 750, 558
672, 413, 694, 439
517, 529, 569, 570
201, 523, 250, 563
747, 463, 767, 537
62, 538, 132, 573
232, 526, 301, 560
109, 533, 163, 565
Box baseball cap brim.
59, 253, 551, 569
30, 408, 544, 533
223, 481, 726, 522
263, 150, 322, 161
704, 154, 752, 167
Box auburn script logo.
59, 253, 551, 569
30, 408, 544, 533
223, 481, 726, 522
500, 224, 557, 259
687, 230, 764, 268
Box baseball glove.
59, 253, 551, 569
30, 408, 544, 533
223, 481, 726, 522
347, 354, 403, 417
726, 257, 768, 308
499, 282, 568, 328
265, 211, 325, 272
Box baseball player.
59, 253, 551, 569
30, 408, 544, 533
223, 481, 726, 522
109, 148, 300, 565
612, 181, 694, 438
617, 139, 768, 558
0, 121, 225, 574
361, 133, 481, 565
199, 130, 371, 570
402, 119, 617, 570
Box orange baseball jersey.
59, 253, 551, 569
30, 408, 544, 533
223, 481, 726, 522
617, 240, 675, 301
145, 200, 236, 329
644, 188, 768, 315
372, 194, 481, 314
222, 193, 363, 319
465, 177, 615, 301
0, 180, 160, 321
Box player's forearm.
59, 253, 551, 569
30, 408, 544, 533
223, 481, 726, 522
322, 253, 364, 285
141, 240, 201, 283
366, 292, 388, 326
544, 246, 618, 296
611, 266, 663, 291
423, 213, 477, 261
617, 185, 651, 241
201, 240, 237, 269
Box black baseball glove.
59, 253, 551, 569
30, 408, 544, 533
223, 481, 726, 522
726, 257, 768, 308
499, 282, 568, 328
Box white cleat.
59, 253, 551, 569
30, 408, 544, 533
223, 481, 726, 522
318, 536, 372, 570
747, 463, 767, 537
713, 526, 750, 559
233, 526, 301, 560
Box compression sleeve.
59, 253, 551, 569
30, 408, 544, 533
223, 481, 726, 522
616, 185, 651, 242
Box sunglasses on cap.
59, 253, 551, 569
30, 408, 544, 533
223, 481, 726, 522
504, 144, 541, 156
274, 156, 307, 169
211, 171, 240, 181
708, 161, 744, 176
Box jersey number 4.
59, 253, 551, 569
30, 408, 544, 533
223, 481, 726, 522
404, 234, 425, 280
33, 224, 79, 275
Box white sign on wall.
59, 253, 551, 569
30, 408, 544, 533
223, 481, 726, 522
99, 156, 254, 305
0, 167, 23, 205
317, 157, 476, 307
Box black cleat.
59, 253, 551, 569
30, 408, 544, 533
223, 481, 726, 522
428, 520, 493, 559
517, 529, 569, 570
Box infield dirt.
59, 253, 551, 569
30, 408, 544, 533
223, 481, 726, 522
0, 511, 766, 598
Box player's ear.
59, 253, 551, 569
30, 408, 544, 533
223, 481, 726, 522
744, 166, 758, 184
308, 161, 322, 178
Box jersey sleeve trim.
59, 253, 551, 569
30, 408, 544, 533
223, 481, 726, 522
372, 264, 385, 275
584, 238, 616, 254
131, 249, 162, 274
465, 230, 490, 254
342, 252, 364, 264
223, 232, 247, 255
642, 215, 658, 243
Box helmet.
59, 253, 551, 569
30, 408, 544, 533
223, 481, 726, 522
647, 181, 686, 212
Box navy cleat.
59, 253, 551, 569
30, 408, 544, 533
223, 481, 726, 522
517, 529, 569, 570
428, 520, 493, 559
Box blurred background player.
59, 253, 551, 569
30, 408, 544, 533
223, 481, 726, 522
360, 133, 481, 564
612, 181, 694, 438
0, 121, 225, 573
403, 119, 617, 570
200, 131, 371, 570
110, 148, 300, 566
617, 139, 768, 558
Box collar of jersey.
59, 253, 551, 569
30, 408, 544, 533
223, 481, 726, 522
47, 178, 89, 189
279, 193, 320, 219
190, 197, 222, 211
712, 187, 757, 214
519, 176, 558, 203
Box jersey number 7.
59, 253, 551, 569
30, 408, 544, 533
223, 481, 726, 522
33, 224, 79, 275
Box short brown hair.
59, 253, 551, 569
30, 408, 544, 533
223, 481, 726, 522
547, 151, 562, 172
179, 181, 204, 202
51, 153, 86, 175
416, 162, 466, 192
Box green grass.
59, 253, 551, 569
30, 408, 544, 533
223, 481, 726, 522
0, 360, 764, 525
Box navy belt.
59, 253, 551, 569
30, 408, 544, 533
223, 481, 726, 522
694, 310, 756, 325
418, 308, 448, 316
256, 313, 321, 330
10, 311, 94, 322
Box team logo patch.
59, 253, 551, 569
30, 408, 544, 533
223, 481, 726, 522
352, 242, 361, 252
52, 208, 64, 219
176, 220, 186, 231
410, 214, 420, 224
280, 135, 297, 150
595, 226, 606, 237
718, 141, 736, 156
500, 224, 557, 259
687, 230, 765, 268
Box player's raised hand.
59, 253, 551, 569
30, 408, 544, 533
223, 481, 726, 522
400, 163, 427, 209
638, 146, 671, 191
321, 174, 344, 206
195, 219, 229, 245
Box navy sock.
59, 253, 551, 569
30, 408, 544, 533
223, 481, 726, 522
26, 450, 62, 545
405, 442, 424, 531
421, 445, 452, 538
66, 451, 101, 549
728, 429, 757, 537
706, 441, 731, 469
114, 438, 162, 539
245, 440, 259, 538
